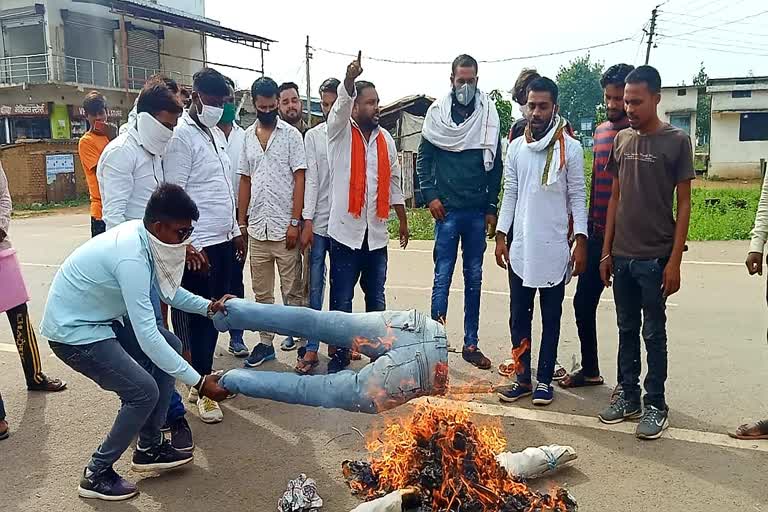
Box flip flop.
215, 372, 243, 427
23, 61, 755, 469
558, 370, 604, 388
295, 357, 320, 376
728, 420, 768, 440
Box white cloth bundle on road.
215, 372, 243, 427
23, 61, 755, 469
495, 444, 578, 479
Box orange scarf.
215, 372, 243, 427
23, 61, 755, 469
349, 126, 390, 220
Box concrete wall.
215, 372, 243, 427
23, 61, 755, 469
160, 27, 204, 85
709, 110, 768, 179
659, 86, 698, 114
1, 140, 87, 204
157, 0, 205, 17
710, 87, 768, 111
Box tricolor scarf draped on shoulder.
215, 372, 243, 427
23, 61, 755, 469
349, 124, 390, 220
524, 116, 567, 187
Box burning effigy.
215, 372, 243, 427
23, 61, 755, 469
343, 403, 578, 512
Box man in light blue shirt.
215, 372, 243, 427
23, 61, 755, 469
41, 184, 230, 502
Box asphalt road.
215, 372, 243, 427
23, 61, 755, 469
1, 212, 767, 512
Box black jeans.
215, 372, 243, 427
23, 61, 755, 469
508, 271, 566, 385
90, 217, 106, 238
573, 236, 615, 379
0, 390, 5, 421
50, 320, 181, 474
172, 240, 236, 375
613, 256, 668, 409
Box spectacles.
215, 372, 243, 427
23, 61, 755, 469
176, 226, 194, 242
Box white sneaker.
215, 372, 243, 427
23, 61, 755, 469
197, 396, 223, 424
187, 387, 199, 404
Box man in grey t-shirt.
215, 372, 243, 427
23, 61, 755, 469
597, 65, 695, 441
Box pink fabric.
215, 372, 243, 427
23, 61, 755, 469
0, 249, 29, 312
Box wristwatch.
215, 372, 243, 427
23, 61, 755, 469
290, 218, 300, 227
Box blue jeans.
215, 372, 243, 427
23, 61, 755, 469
306, 234, 331, 353
431, 210, 486, 348
508, 271, 565, 386
150, 286, 185, 423
329, 236, 388, 359
215, 300, 449, 413
49, 320, 181, 473
0, 390, 5, 421
613, 257, 668, 410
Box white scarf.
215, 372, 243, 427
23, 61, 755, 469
421, 90, 500, 171
136, 112, 173, 157
146, 230, 187, 301
525, 114, 566, 187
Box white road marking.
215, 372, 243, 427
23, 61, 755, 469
224, 405, 301, 446
0, 343, 16, 353
415, 396, 768, 453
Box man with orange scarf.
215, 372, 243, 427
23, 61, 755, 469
325, 53, 409, 373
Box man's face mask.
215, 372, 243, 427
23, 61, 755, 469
257, 108, 279, 125
220, 103, 237, 124
453, 82, 477, 107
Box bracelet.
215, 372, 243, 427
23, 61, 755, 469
599, 254, 611, 263
238, 224, 247, 229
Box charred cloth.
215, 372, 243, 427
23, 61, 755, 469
342, 404, 577, 512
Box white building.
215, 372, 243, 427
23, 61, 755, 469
0, 0, 272, 143
657, 85, 698, 143
707, 76, 768, 179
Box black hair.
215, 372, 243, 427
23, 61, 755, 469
82, 91, 106, 116
513, 68, 541, 106
251, 76, 279, 100
179, 88, 191, 99
278, 82, 300, 97
451, 54, 478, 75
526, 76, 559, 104
600, 63, 635, 89
137, 79, 183, 115
355, 80, 376, 97
147, 74, 179, 95
319, 78, 340, 95
224, 76, 236, 91
192, 67, 230, 97
143, 183, 199, 225
626, 65, 662, 94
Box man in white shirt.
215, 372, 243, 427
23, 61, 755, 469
295, 77, 339, 374
213, 77, 248, 359
164, 68, 246, 424
325, 54, 409, 373
237, 77, 307, 368
494, 77, 587, 407
97, 78, 197, 450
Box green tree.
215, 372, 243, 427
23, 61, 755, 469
692, 62, 710, 146
489, 89, 514, 137
556, 53, 604, 132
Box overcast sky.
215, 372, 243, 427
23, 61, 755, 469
205, 0, 768, 105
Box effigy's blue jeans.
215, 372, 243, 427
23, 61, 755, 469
215, 300, 449, 413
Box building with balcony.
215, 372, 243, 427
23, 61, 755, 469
0, 0, 272, 143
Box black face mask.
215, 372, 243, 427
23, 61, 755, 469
257, 108, 279, 125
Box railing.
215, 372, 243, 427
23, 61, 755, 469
0, 53, 193, 91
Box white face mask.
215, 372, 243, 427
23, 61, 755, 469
137, 112, 173, 156
198, 97, 223, 128
146, 229, 188, 302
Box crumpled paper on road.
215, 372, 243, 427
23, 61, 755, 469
277, 473, 323, 512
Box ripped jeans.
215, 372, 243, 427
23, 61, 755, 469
215, 299, 449, 413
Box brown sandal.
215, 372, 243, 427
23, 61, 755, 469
728, 419, 768, 440
295, 354, 320, 375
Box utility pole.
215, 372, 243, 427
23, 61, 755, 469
305, 35, 312, 126
645, 6, 658, 65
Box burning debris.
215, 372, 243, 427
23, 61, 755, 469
343, 404, 577, 512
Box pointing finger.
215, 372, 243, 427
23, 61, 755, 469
357, 50, 362, 63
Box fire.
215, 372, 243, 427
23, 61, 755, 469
512, 338, 531, 376
343, 403, 576, 511
352, 325, 397, 354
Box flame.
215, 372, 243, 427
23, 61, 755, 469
352, 325, 396, 355
511, 338, 531, 376
346, 403, 573, 511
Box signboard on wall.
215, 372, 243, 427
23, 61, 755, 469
0, 103, 48, 117
70, 106, 125, 120
45, 154, 75, 184
45, 154, 77, 202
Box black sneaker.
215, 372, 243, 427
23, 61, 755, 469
78, 467, 138, 501
462, 346, 492, 370
169, 416, 194, 452
244, 343, 276, 368
131, 439, 194, 473
327, 350, 351, 374
636, 405, 670, 440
